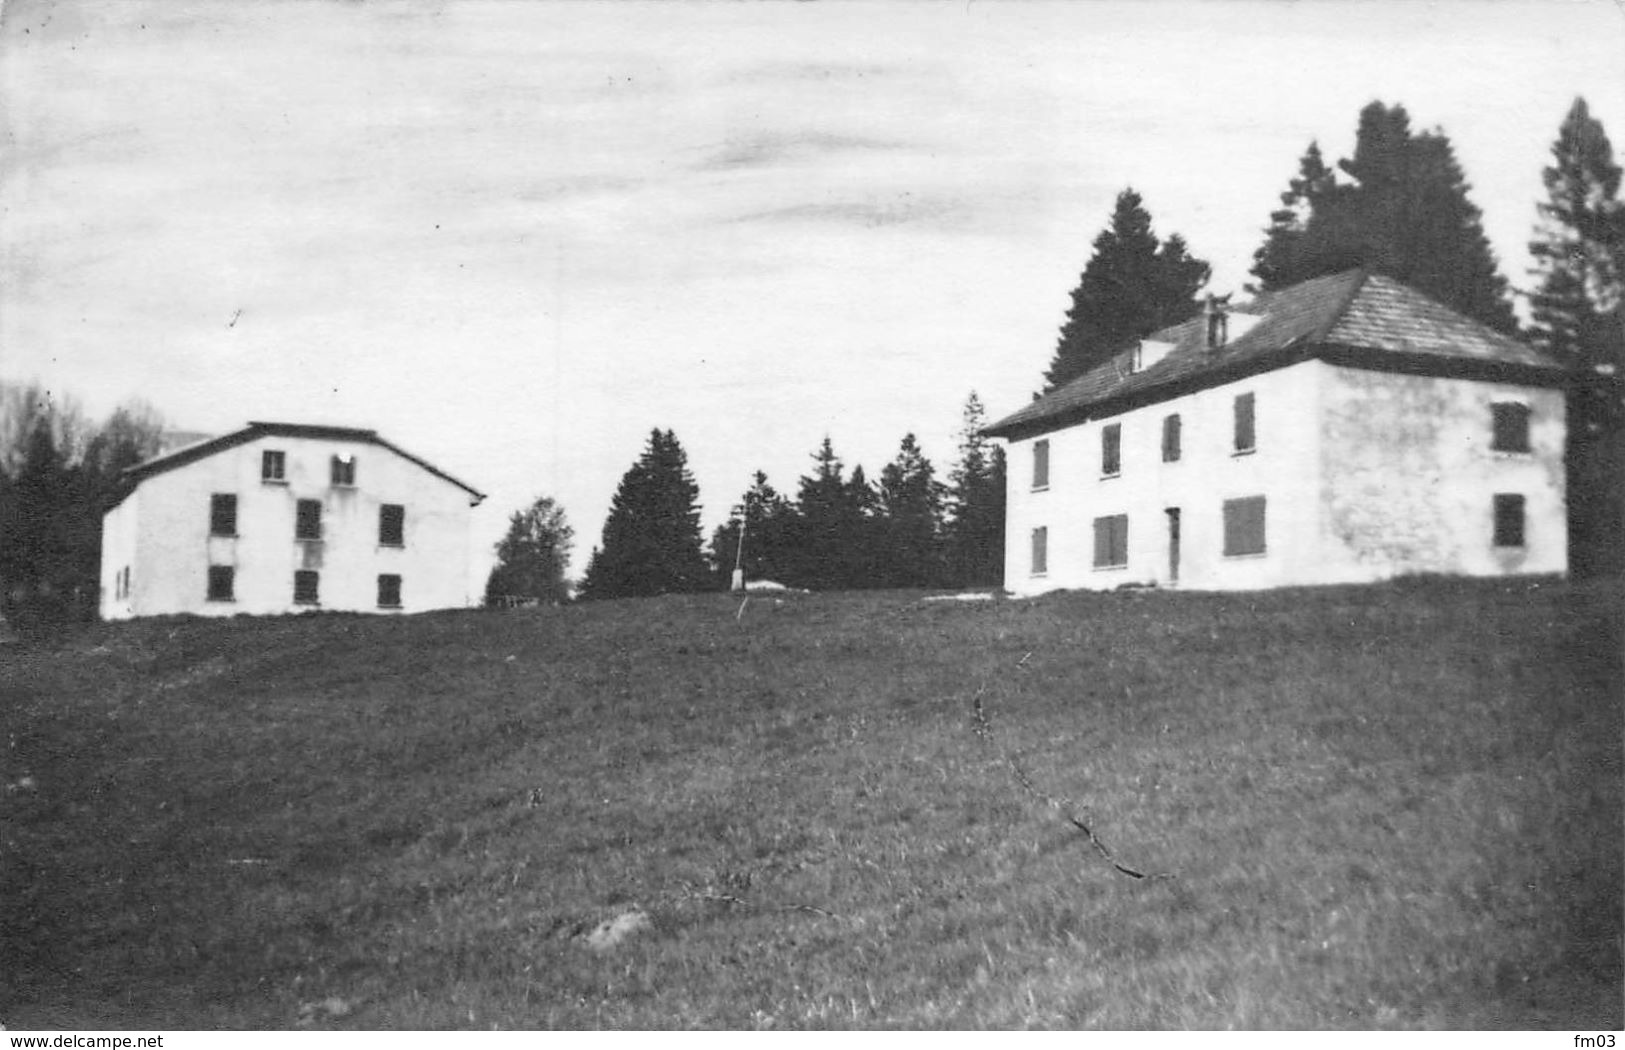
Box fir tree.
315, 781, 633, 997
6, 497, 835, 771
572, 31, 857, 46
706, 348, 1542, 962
485, 495, 573, 604
578, 429, 709, 599
876, 433, 945, 588
1251, 101, 1516, 332
1043, 188, 1211, 391
788, 437, 869, 591
944, 392, 1007, 588
708, 470, 795, 588
1527, 97, 1624, 578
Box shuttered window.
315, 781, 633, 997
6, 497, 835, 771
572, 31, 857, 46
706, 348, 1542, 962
1102, 423, 1121, 476
1032, 439, 1050, 490
1162, 414, 1181, 462
1093, 514, 1128, 568
1031, 527, 1048, 575
209, 493, 237, 537
378, 574, 403, 608
206, 566, 234, 602
296, 499, 322, 540
1223, 496, 1267, 556
1491, 403, 1531, 453
1493, 494, 1526, 547
293, 570, 320, 605
379, 504, 405, 546
1233, 392, 1256, 453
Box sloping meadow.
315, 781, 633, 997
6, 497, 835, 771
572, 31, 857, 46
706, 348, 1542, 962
2, 578, 1619, 1029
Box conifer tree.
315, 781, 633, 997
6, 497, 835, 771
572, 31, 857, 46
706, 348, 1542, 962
789, 437, 869, 591
876, 433, 945, 588
708, 470, 795, 588
1528, 97, 1624, 578
944, 392, 1007, 588
485, 495, 573, 604
578, 429, 709, 599
1043, 189, 1211, 391
1250, 101, 1516, 332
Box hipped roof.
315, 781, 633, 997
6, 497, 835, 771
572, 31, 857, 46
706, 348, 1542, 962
984, 269, 1567, 441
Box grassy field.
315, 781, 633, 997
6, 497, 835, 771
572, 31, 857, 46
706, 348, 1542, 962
1, 577, 1620, 1030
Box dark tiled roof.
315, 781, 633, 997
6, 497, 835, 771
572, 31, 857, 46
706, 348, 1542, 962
984, 269, 1566, 440
114, 421, 485, 507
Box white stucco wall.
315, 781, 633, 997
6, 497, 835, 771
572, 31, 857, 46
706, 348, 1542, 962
98, 487, 140, 620
1001, 360, 1323, 595
101, 433, 480, 619
998, 359, 1568, 595
1314, 366, 1566, 582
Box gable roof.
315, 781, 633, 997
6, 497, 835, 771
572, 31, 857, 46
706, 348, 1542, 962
114, 421, 486, 506
984, 269, 1568, 441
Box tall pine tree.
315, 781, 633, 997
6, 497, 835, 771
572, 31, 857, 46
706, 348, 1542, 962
876, 433, 945, 588
578, 429, 709, 599
944, 392, 1007, 589
1044, 188, 1211, 391
1251, 101, 1516, 332
1527, 96, 1624, 578
787, 437, 871, 591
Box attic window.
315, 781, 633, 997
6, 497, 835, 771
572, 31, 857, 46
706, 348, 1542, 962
331, 454, 357, 486
262, 450, 286, 483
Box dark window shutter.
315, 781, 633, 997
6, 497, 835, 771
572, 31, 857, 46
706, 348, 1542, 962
209, 494, 237, 537
1223, 496, 1266, 556
1031, 526, 1048, 575
293, 570, 320, 605
1103, 424, 1121, 475
1493, 494, 1526, 547
1162, 414, 1181, 462
207, 566, 234, 602
1033, 439, 1050, 489
1234, 393, 1256, 452
380, 504, 406, 546
296, 499, 322, 540
1491, 403, 1531, 453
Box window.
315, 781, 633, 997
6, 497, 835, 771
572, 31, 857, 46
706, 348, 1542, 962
331, 454, 357, 486
1102, 423, 1121, 477
378, 574, 403, 608
1233, 393, 1256, 453
1162, 414, 1182, 463
1494, 494, 1526, 547
1032, 439, 1050, 490
296, 499, 322, 540
1223, 496, 1267, 556
262, 450, 286, 482
209, 493, 237, 537
1093, 514, 1128, 568
293, 570, 320, 605
115, 566, 130, 600
1031, 526, 1048, 575
207, 565, 235, 602
1491, 402, 1531, 453
379, 504, 405, 546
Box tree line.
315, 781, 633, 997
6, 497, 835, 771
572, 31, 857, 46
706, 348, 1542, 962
5, 96, 1618, 623
1038, 97, 1621, 578
0, 383, 168, 630
492, 393, 1008, 602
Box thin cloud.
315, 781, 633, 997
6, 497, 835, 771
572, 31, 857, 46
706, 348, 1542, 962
693, 130, 918, 172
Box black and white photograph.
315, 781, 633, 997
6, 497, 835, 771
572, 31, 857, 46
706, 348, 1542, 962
1, 0, 1620, 1033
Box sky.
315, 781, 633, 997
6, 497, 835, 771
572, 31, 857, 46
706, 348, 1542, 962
3, 0, 1623, 583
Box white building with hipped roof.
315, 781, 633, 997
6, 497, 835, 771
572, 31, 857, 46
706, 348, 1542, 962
983, 269, 1569, 594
